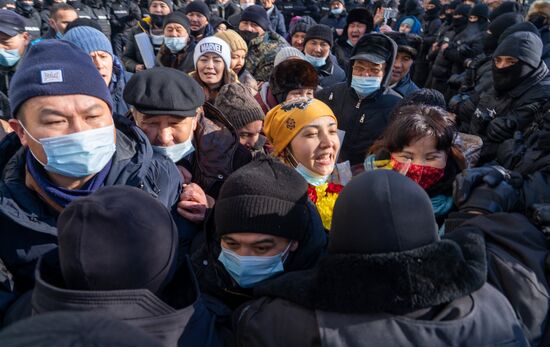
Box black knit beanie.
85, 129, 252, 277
215, 158, 310, 241
215, 83, 265, 129
57, 186, 178, 294
240, 5, 271, 32
163, 11, 191, 34
489, 1, 522, 21
183, 0, 210, 20
304, 24, 334, 47
469, 3, 489, 19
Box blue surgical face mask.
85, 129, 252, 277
331, 8, 343, 15
152, 137, 195, 163
295, 163, 330, 186
304, 53, 327, 68
218, 243, 292, 288
351, 76, 382, 98
0, 48, 21, 67
164, 36, 187, 53
150, 33, 164, 45
21, 123, 116, 178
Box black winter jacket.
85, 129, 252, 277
4, 253, 225, 347
317, 34, 402, 166
234, 228, 529, 347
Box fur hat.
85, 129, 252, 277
270, 59, 319, 104
385, 32, 422, 59
527, 0, 550, 21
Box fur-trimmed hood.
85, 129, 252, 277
528, 0, 550, 21
254, 228, 487, 314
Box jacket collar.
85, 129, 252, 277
254, 229, 487, 314
507, 62, 549, 99
33, 252, 199, 346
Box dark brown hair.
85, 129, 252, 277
369, 104, 466, 169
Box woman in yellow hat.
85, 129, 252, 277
264, 97, 342, 230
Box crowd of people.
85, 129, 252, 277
0, 0, 549, 345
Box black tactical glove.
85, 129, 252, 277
487, 117, 517, 142
456, 181, 519, 214
453, 165, 522, 205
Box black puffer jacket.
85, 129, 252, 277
470, 32, 550, 161
317, 34, 402, 166
233, 171, 529, 347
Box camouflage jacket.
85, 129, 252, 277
245, 31, 289, 82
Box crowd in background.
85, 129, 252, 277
0, 0, 550, 345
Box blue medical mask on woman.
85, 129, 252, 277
305, 53, 327, 68
164, 36, 187, 53
21, 124, 116, 178
152, 137, 195, 163
295, 163, 330, 186
0, 48, 21, 67
218, 242, 292, 288
331, 8, 343, 15
351, 76, 382, 98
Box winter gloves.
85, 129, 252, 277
453, 165, 523, 214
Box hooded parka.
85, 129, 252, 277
316, 33, 402, 166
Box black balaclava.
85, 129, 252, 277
483, 13, 523, 54
452, 4, 471, 32
446, 0, 460, 24
439, 4, 449, 22
492, 62, 534, 92
67, 0, 81, 9
529, 14, 548, 30
239, 29, 259, 44
16, 0, 33, 15
425, 0, 441, 19
150, 14, 166, 28
492, 30, 543, 92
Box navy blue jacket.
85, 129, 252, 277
0, 118, 194, 294
268, 5, 287, 38
318, 54, 346, 89
392, 73, 419, 97
320, 11, 347, 32
110, 56, 130, 117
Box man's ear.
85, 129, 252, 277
8, 119, 28, 146
21, 31, 30, 44
290, 240, 299, 252
131, 108, 142, 125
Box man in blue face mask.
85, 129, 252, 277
0, 9, 30, 120
125, 66, 212, 226
316, 33, 402, 167
192, 158, 327, 310
320, 0, 347, 37
303, 24, 346, 89
0, 40, 185, 300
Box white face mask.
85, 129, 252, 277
152, 136, 195, 163
150, 33, 165, 45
